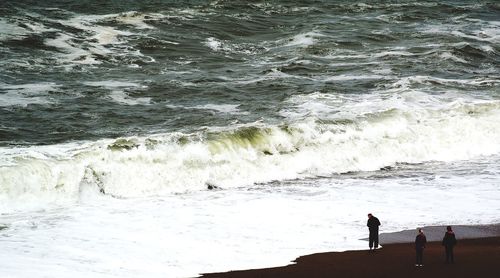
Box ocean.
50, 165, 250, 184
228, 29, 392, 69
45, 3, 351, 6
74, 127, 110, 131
1, 0, 499, 277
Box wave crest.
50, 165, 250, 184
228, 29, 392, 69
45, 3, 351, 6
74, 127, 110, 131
1, 100, 500, 210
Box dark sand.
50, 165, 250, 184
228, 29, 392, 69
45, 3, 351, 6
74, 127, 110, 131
198, 224, 500, 278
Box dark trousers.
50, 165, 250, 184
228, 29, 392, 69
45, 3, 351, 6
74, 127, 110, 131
416, 248, 424, 265
445, 246, 454, 263
369, 230, 379, 249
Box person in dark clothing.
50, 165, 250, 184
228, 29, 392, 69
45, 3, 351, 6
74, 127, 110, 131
367, 213, 381, 250
442, 226, 457, 264
415, 228, 427, 266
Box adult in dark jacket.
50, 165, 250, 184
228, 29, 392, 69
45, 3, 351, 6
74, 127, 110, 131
367, 213, 381, 250
442, 226, 457, 263
415, 228, 427, 266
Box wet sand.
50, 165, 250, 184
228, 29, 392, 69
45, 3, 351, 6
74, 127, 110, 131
198, 224, 500, 278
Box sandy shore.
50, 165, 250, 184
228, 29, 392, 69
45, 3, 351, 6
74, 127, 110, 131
198, 224, 500, 278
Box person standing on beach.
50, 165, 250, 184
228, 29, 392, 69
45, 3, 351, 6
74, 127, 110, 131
415, 228, 427, 266
367, 213, 381, 250
442, 226, 457, 264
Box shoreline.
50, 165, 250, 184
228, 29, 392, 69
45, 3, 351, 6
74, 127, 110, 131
197, 224, 500, 278
378, 223, 500, 244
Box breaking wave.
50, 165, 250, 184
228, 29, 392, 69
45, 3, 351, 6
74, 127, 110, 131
2, 99, 500, 211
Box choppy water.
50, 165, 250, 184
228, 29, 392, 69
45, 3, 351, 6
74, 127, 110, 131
1, 1, 500, 277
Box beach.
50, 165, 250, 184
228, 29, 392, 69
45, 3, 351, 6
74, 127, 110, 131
199, 225, 500, 278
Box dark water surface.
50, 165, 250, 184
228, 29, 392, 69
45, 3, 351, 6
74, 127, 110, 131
1, 0, 499, 146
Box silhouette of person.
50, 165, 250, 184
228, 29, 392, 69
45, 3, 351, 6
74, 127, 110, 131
442, 226, 457, 263
367, 213, 381, 250
415, 228, 427, 266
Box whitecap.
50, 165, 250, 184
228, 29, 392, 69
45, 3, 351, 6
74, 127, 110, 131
0, 83, 59, 107
166, 103, 247, 115
0, 19, 29, 41
113, 11, 162, 29
193, 104, 247, 114
45, 33, 102, 65
284, 31, 324, 47
108, 91, 151, 106
83, 81, 142, 88
324, 74, 387, 82
439, 52, 468, 63
83, 81, 149, 105
205, 37, 222, 51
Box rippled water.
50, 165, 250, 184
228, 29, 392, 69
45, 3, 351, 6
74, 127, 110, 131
2, 0, 499, 145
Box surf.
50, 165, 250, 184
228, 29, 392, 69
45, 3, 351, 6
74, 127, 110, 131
1, 99, 500, 212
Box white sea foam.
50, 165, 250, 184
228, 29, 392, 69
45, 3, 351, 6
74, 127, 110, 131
108, 91, 151, 106
225, 68, 305, 85
421, 19, 500, 43
1, 95, 500, 212
0, 17, 55, 41
324, 52, 370, 60
372, 50, 416, 58
450, 30, 495, 42
0, 83, 59, 107
83, 81, 149, 105
45, 33, 103, 65
439, 52, 468, 63
0, 19, 31, 41
390, 75, 500, 89
203, 37, 256, 55
165, 103, 247, 114
38, 11, 163, 66
0, 157, 499, 278
284, 31, 324, 47
0, 92, 51, 107
324, 74, 387, 82
371, 68, 393, 75
113, 11, 162, 29
194, 104, 247, 114
84, 81, 142, 88
205, 37, 223, 51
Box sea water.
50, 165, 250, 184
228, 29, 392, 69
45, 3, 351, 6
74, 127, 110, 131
1, 1, 499, 277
